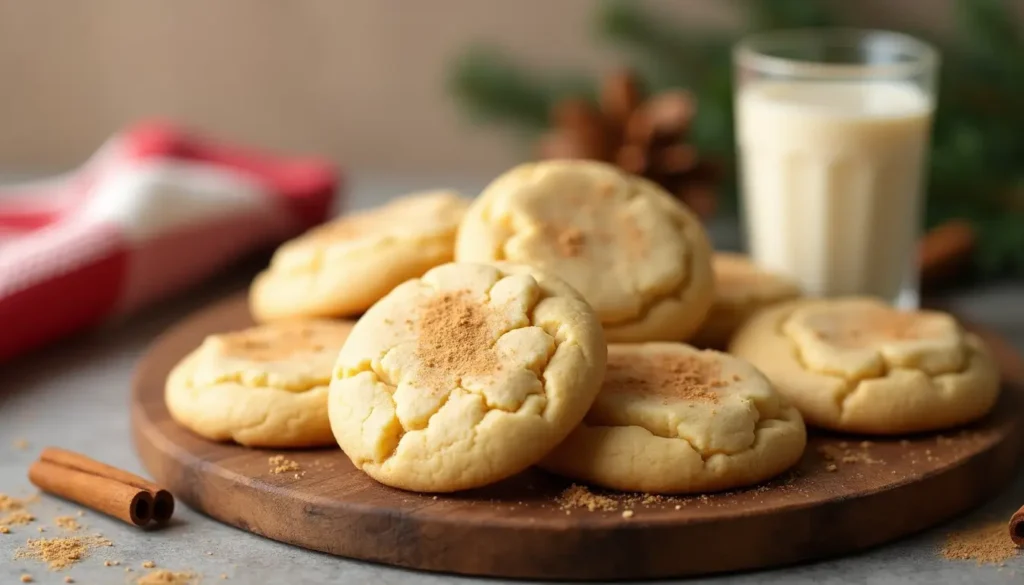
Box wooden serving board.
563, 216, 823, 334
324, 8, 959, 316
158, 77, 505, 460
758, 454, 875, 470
131, 293, 1024, 581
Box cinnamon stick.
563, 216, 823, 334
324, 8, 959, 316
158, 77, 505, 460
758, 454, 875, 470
1009, 504, 1024, 547
29, 448, 174, 526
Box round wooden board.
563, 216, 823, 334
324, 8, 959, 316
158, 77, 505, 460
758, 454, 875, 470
132, 293, 1024, 581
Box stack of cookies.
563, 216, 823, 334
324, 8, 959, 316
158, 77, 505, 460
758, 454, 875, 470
165, 160, 1002, 495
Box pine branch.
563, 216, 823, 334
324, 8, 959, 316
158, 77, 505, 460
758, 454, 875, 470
448, 47, 564, 133
742, 0, 834, 30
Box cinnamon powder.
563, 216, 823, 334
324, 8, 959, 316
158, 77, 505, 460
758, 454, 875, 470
556, 227, 585, 257
14, 535, 112, 570
416, 290, 501, 386
609, 353, 723, 403
556, 485, 618, 512
53, 516, 80, 532
941, 522, 1018, 565
0, 493, 37, 528
135, 570, 199, 585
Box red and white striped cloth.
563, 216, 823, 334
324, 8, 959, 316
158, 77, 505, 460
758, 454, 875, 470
0, 121, 339, 362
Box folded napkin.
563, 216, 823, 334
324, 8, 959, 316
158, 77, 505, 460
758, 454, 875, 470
0, 121, 339, 362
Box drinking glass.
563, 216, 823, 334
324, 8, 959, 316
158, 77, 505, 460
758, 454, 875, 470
733, 29, 938, 308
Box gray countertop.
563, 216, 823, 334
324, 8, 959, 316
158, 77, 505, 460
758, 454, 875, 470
2, 175, 1024, 584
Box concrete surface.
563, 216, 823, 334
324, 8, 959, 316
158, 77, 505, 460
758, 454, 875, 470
2, 175, 1024, 584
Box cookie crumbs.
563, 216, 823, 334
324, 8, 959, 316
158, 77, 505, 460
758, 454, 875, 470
142, 561, 157, 568
941, 522, 1018, 565
221, 575, 229, 580
104, 560, 121, 567
20, 575, 32, 583
267, 455, 300, 475
76, 511, 84, 518
135, 570, 199, 585
674, 505, 681, 510
838, 442, 849, 449
54, 516, 80, 532
15, 535, 112, 570
13, 439, 29, 450
0, 526, 9, 534
64, 577, 74, 584
825, 463, 838, 472
621, 510, 634, 519
900, 439, 911, 447
37, 526, 45, 533
556, 485, 618, 512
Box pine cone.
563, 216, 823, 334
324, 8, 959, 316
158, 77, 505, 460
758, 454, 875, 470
536, 70, 719, 218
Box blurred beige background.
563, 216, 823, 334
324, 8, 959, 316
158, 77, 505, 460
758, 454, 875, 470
0, 0, 1018, 176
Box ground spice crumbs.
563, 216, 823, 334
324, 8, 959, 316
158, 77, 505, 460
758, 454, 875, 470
0, 493, 38, 529
817, 443, 881, 467
15, 535, 112, 570
556, 485, 618, 511
267, 455, 300, 475
941, 522, 1018, 565
134, 569, 199, 585
54, 516, 80, 532
142, 561, 157, 568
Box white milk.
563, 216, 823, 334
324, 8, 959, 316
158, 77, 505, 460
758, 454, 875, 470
737, 81, 934, 303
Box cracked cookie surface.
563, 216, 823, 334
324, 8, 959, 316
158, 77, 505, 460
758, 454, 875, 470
251, 190, 469, 322
692, 253, 801, 349
729, 297, 1000, 434
454, 160, 714, 342
328, 262, 607, 492
166, 319, 355, 447
541, 343, 806, 493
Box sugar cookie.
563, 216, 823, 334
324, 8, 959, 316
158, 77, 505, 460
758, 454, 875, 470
251, 190, 469, 322
328, 262, 607, 492
166, 319, 354, 447
455, 160, 714, 342
729, 297, 1000, 434
542, 343, 806, 493
692, 252, 801, 348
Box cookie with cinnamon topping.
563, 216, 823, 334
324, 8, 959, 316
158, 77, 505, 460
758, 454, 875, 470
454, 160, 714, 342
251, 190, 469, 322
730, 297, 1000, 434
541, 343, 806, 493
166, 319, 354, 447
328, 262, 607, 492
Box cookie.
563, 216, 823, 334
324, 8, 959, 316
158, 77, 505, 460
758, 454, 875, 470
729, 297, 1001, 434
455, 160, 714, 342
166, 319, 354, 447
692, 252, 801, 349
251, 190, 469, 322
541, 343, 806, 494
328, 262, 607, 492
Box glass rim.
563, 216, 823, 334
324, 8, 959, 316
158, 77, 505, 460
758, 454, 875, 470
734, 28, 938, 78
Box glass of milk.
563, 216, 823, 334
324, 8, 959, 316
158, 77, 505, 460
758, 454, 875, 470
734, 29, 938, 308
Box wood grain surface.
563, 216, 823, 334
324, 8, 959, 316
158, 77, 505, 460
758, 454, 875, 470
131, 292, 1024, 580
